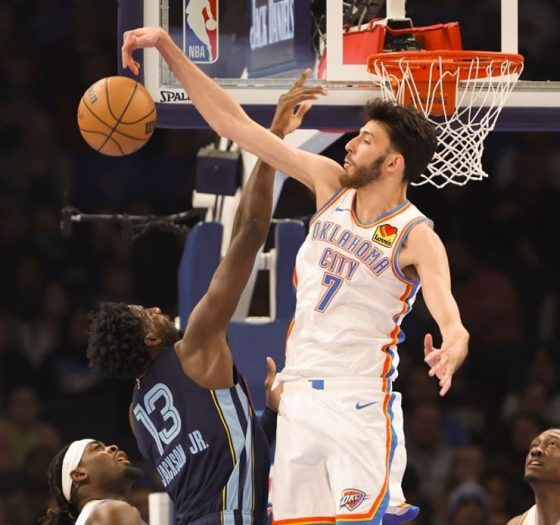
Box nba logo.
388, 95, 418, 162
184, 0, 219, 63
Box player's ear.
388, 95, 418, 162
144, 333, 162, 348
70, 467, 88, 483
386, 152, 404, 173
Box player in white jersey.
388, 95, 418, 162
41, 439, 145, 524
506, 428, 560, 525
121, 26, 470, 525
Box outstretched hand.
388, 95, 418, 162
424, 333, 455, 396
122, 27, 167, 75
270, 69, 327, 137
264, 356, 282, 412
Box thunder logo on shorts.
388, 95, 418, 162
184, 0, 219, 64
340, 488, 370, 511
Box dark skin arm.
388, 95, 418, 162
176, 71, 318, 390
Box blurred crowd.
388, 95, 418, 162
1, 0, 560, 524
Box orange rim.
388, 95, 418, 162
367, 50, 524, 81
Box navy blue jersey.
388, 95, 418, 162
131, 347, 270, 525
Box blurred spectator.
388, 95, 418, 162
0, 499, 8, 525
482, 470, 515, 525
446, 445, 486, 492
447, 238, 526, 396
447, 482, 488, 525
49, 307, 102, 395
0, 314, 35, 404
0, 386, 60, 469
448, 238, 525, 348
502, 380, 560, 426
405, 401, 455, 519
2, 445, 54, 524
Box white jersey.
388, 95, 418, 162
281, 188, 431, 384
75, 499, 146, 525
76, 500, 105, 525
518, 505, 539, 524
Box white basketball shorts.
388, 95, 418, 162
271, 377, 417, 525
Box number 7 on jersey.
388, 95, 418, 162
315, 272, 343, 312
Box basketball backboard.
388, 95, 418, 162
118, 0, 560, 131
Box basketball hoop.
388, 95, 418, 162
367, 50, 524, 188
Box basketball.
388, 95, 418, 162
77, 76, 157, 156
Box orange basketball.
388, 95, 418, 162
77, 76, 157, 156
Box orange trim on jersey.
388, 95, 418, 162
379, 283, 415, 380
518, 511, 528, 525
292, 267, 298, 289
309, 188, 349, 228
273, 515, 336, 525
286, 319, 295, 340
350, 194, 411, 229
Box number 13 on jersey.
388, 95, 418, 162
315, 272, 344, 312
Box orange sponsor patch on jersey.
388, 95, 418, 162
372, 223, 398, 248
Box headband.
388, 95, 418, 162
61, 439, 94, 501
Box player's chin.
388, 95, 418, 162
339, 172, 355, 189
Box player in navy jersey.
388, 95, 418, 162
86, 72, 323, 525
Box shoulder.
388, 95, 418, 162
89, 499, 142, 524
403, 220, 446, 258
402, 218, 437, 243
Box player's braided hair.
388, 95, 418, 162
40, 444, 78, 525
362, 98, 437, 184
87, 301, 150, 380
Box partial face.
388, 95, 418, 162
73, 441, 141, 494
524, 429, 560, 483
340, 121, 395, 189
129, 305, 180, 347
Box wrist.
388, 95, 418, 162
270, 129, 285, 139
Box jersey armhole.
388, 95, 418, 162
392, 217, 433, 285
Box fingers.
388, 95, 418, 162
122, 33, 140, 75
264, 356, 276, 387
281, 87, 325, 106
293, 68, 312, 88
428, 353, 449, 378
423, 333, 433, 357
295, 103, 312, 121
439, 372, 452, 396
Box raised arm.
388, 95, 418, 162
401, 223, 469, 396
121, 27, 343, 206
181, 73, 316, 353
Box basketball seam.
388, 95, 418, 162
102, 134, 126, 155
118, 106, 156, 125
80, 101, 150, 144
96, 78, 139, 153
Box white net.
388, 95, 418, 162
369, 52, 524, 188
